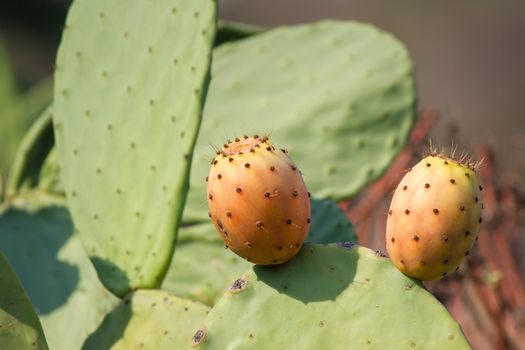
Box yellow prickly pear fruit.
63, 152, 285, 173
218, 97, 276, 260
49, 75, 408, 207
386, 152, 483, 280
206, 135, 311, 265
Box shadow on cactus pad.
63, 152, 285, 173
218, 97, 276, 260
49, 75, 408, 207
0, 205, 78, 314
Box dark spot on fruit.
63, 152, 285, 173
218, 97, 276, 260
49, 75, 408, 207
226, 211, 232, 218
413, 234, 419, 242
245, 163, 250, 168
426, 163, 431, 167
229, 157, 233, 162
296, 244, 300, 248
223, 231, 228, 236
281, 148, 287, 153
307, 218, 311, 223
433, 208, 439, 214
292, 190, 298, 197
277, 246, 283, 251
286, 219, 292, 225
291, 165, 297, 171
236, 187, 242, 193
460, 206, 465, 212
479, 185, 483, 191
245, 242, 252, 248
217, 220, 223, 229
266, 146, 272, 151
405, 209, 410, 215
391, 237, 395, 243
235, 137, 240, 142
444, 160, 449, 165
217, 174, 222, 179
205, 176, 208, 182
443, 259, 449, 264
465, 230, 471, 236
256, 221, 263, 228
264, 191, 270, 198
465, 250, 470, 256
223, 143, 228, 148
308, 192, 311, 198
403, 185, 407, 190
479, 217, 483, 223
400, 259, 405, 264
465, 173, 470, 178
208, 194, 213, 200
442, 272, 447, 276
270, 166, 275, 171
254, 134, 259, 139
442, 234, 449, 242
388, 210, 392, 216
273, 259, 278, 263
475, 197, 479, 202
425, 183, 430, 188
450, 179, 455, 184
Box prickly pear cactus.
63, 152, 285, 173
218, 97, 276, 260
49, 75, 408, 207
215, 20, 264, 47
162, 223, 250, 306
0, 251, 49, 350
195, 244, 471, 349
38, 147, 64, 196
386, 154, 483, 280
307, 198, 356, 243
184, 20, 417, 222
53, 0, 217, 296
162, 198, 356, 305
7, 106, 54, 197
82, 290, 209, 350
0, 191, 119, 350
207, 136, 311, 265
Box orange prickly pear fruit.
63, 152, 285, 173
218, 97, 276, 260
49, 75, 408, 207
386, 152, 483, 280
206, 135, 311, 265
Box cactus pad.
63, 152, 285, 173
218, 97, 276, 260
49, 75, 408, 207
0, 192, 119, 350
183, 20, 416, 222
53, 0, 217, 295
82, 290, 210, 350
162, 199, 356, 305
198, 244, 471, 349
0, 251, 49, 350
162, 223, 250, 306
7, 106, 54, 197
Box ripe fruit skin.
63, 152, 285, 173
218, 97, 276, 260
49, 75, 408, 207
206, 136, 311, 265
386, 155, 483, 280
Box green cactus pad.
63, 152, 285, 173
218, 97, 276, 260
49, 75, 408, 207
7, 106, 54, 197
0, 251, 49, 350
38, 147, 65, 196
307, 198, 356, 243
0, 192, 119, 350
53, 0, 217, 296
162, 199, 355, 305
162, 223, 251, 306
183, 20, 416, 222
198, 244, 471, 349
215, 20, 264, 47
82, 290, 210, 350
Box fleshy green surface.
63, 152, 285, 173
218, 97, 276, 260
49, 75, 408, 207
162, 223, 250, 306
53, 0, 217, 296
162, 199, 356, 305
307, 198, 356, 243
0, 192, 119, 350
82, 290, 210, 350
184, 20, 417, 222
38, 147, 64, 196
199, 244, 471, 349
215, 20, 264, 47
7, 106, 54, 197
0, 251, 49, 350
